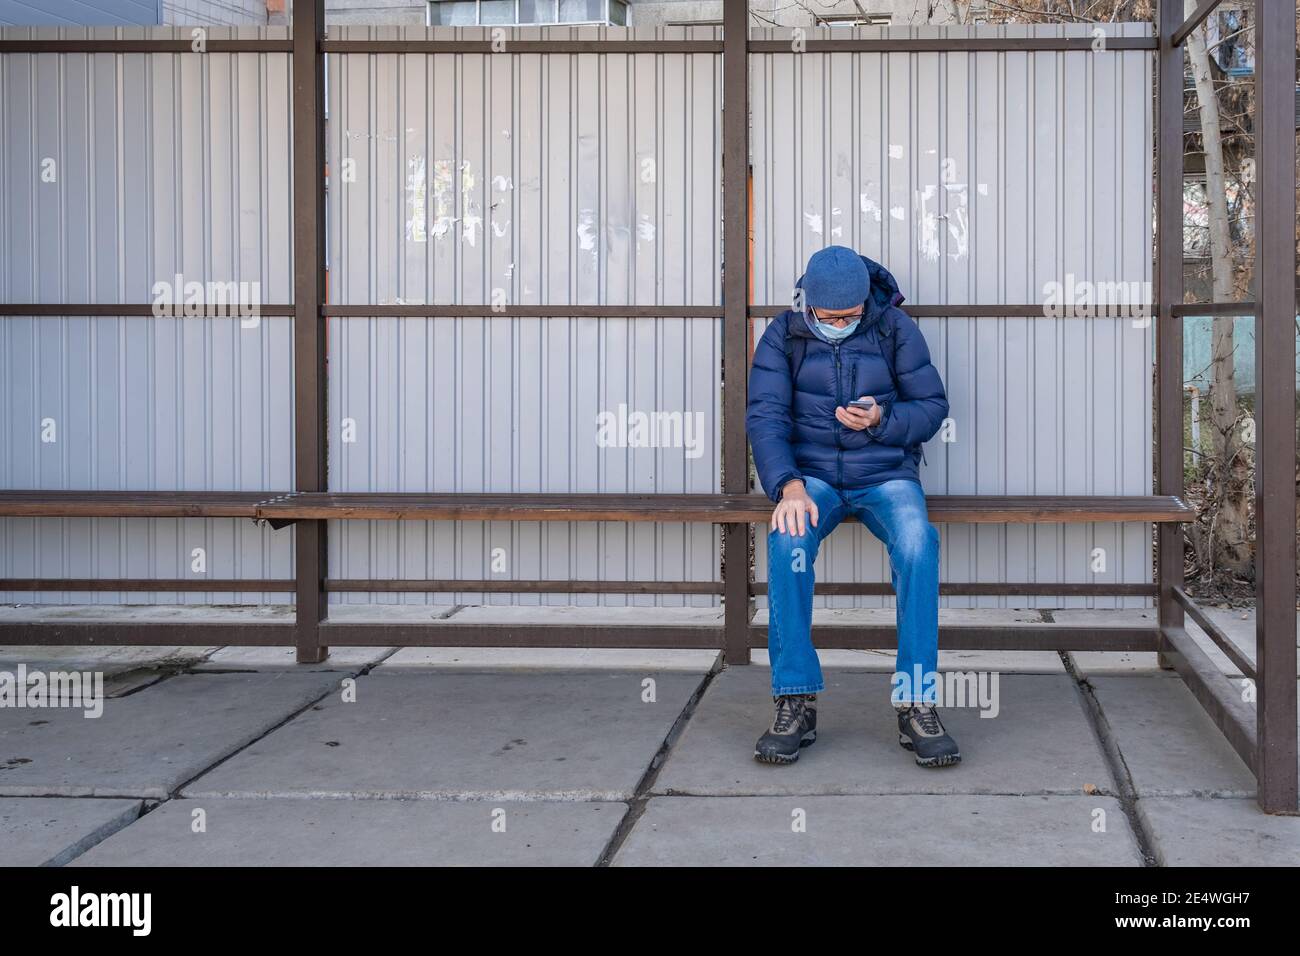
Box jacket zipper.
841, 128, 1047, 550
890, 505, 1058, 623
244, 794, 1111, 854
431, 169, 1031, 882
833, 342, 844, 487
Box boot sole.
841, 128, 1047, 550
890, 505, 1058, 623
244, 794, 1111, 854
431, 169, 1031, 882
899, 734, 961, 768
754, 730, 817, 764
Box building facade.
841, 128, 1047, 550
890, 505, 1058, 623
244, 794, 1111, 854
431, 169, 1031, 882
0, 0, 989, 27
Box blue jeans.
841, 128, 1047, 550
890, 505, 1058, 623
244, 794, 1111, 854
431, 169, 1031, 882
766, 475, 940, 703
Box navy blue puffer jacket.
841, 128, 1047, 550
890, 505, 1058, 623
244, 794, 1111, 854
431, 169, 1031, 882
747, 254, 949, 502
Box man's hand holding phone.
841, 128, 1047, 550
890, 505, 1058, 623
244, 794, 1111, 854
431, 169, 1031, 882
836, 396, 882, 431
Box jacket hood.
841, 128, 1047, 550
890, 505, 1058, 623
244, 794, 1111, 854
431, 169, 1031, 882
792, 254, 906, 343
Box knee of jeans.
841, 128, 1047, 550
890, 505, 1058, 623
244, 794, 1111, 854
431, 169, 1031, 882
769, 527, 816, 570
893, 521, 940, 562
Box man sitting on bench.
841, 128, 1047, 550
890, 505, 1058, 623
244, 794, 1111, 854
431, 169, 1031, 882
746, 245, 960, 769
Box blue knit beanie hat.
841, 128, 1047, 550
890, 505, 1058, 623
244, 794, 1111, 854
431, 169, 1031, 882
802, 245, 871, 311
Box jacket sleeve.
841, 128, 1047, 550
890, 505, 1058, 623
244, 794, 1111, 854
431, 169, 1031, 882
746, 317, 804, 503
867, 310, 949, 448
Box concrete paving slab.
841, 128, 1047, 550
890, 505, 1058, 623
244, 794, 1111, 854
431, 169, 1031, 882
751, 607, 1046, 627
1048, 609, 1158, 627
0, 645, 216, 698
379, 647, 720, 670
195, 645, 394, 671
446, 605, 724, 626
1136, 795, 1300, 866
752, 647, 1065, 674
1089, 676, 1256, 797
1174, 606, 1300, 677
101, 669, 178, 698
0, 643, 218, 671
70, 797, 624, 867
183, 670, 704, 801
0, 603, 291, 623
653, 667, 1114, 796
1042, 608, 1168, 674
0, 671, 344, 798
322, 604, 461, 622
1067, 649, 1174, 677
1065, 607, 1300, 679
614, 795, 1142, 866
0, 797, 142, 867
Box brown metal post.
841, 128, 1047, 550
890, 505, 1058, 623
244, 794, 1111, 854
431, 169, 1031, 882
1155, 0, 1186, 669
1252, 0, 1298, 813
292, 0, 328, 664
722, 1, 751, 665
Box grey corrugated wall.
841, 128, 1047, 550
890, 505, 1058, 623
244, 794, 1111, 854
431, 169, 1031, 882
750, 24, 1155, 609
0, 23, 1156, 610
324, 26, 723, 607
0, 27, 295, 604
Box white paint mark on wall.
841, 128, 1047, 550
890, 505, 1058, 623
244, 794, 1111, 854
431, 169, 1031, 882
888, 144, 904, 159
943, 182, 970, 260
939, 158, 972, 261
889, 206, 905, 221
830, 207, 843, 238
405, 155, 427, 243
860, 182, 883, 223
460, 161, 482, 246
577, 208, 599, 266
915, 184, 940, 261
430, 159, 455, 240
977, 183, 989, 196
636, 214, 656, 244
346, 128, 399, 144
804, 211, 823, 235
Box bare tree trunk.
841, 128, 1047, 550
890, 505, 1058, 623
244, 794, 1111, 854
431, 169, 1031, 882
1186, 0, 1252, 576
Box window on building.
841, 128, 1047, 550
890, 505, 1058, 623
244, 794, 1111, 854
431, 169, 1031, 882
480, 0, 515, 24
429, 0, 628, 25
429, 1, 477, 24
818, 15, 891, 26
519, 0, 557, 23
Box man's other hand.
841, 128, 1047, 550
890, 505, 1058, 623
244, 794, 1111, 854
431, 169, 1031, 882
773, 479, 819, 536
836, 397, 882, 431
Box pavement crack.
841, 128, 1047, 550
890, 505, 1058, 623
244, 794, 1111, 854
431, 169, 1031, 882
595, 652, 725, 866
1059, 649, 1160, 866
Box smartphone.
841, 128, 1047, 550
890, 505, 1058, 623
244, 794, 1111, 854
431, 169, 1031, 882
848, 398, 876, 411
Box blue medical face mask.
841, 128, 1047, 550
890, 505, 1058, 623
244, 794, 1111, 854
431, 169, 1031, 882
812, 310, 862, 341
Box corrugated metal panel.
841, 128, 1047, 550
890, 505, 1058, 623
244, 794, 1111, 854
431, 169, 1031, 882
325, 26, 723, 606
750, 24, 1155, 610
1, 22, 1158, 612
0, 1, 161, 26
0, 26, 294, 604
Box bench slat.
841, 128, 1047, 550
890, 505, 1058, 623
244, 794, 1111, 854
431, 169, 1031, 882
0, 491, 1193, 523
255, 493, 1192, 523
0, 491, 274, 519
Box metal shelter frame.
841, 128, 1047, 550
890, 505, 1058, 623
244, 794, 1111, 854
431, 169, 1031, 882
0, 1, 1294, 812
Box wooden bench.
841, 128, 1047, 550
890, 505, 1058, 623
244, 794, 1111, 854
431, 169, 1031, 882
0, 488, 1192, 659
0, 490, 1194, 524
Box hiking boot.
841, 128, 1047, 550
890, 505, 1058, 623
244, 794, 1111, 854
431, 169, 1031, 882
896, 703, 961, 768
754, 694, 818, 764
